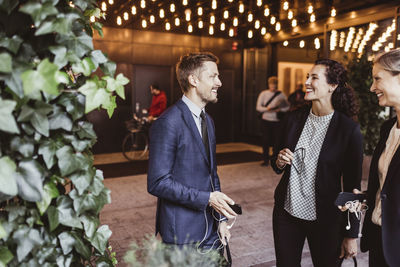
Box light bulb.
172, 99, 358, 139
175, 17, 180, 26
310, 14, 315, 22
159, 9, 165, 18
261, 27, 266, 35
182, 0, 188, 6
198, 7, 203, 16
275, 22, 281, 31
239, 3, 244, 13
198, 20, 203, 29
220, 22, 226, 31
248, 13, 253, 22
283, 1, 289, 10
140, 0, 145, 9
264, 7, 270, 16
224, 10, 229, 19
212, 0, 217, 9
170, 3, 175, 12
101, 2, 107, 11
117, 16, 122, 25
188, 24, 193, 32
165, 22, 170, 30
131, 6, 136, 15
331, 7, 336, 17
270, 16, 276, 25
233, 17, 238, 27
150, 15, 155, 23
292, 19, 297, 27
248, 30, 253, 38
255, 20, 260, 29
300, 40, 305, 48
142, 19, 147, 28
229, 28, 234, 37
288, 10, 293, 19
209, 25, 214, 35
210, 15, 215, 24
123, 12, 128, 20
283, 40, 289, 46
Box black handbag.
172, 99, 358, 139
338, 256, 357, 267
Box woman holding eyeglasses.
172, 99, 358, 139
271, 59, 363, 267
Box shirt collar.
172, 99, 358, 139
182, 95, 205, 118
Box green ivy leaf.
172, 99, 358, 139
3, 71, 24, 98
0, 224, 6, 240
49, 46, 67, 68
78, 80, 109, 113
38, 139, 58, 169
100, 61, 116, 76
69, 171, 93, 195
0, 98, 19, 134
70, 189, 97, 215
15, 160, 44, 202
72, 57, 96, 76
115, 73, 129, 99
58, 232, 75, 255
80, 215, 99, 239
56, 32, 93, 58
0, 35, 22, 54
47, 206, 59, 232
103, 95, 117, 118
56, 146, 85, 176
13, 227, 43, 261
92, 22, 103, 37
91, 50, 108, 66
36, 182, 59, 215
35, 13, 80, 36
10, 137, 34, 158
18, 102, 52, 137
21, 59, 60, 96
74, 0, 89, 10
49, 106, 73, 131
76, 121, 97, 140
56, 196, 82, 229
19, 1, 58, 27
0, 246, 13, 265
0, 53, 12, 73
0, 157, 18, 201
58, 93, 85, 121
88, 225, 112, 253
71, 232, 91, 259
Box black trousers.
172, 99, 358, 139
368, 223, 389, 267
261, 120, 280, 163
273, 206, 341, 267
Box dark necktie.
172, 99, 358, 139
200, 111, 210, 162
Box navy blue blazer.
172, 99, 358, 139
272, 108, 363, 239
361, 117, 400, 266
147, 99, 221, 246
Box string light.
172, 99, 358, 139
175, 17, 180, 26
270, 16, 276, 25
224, 10, 229, 19
310, 13, 315, 22
185, 9, 191, 21
188, 24, 193, 32
352, 28, 364, 50
330, 30, 338, 50
261, 27, 266, 35
291, 19, 297, 27
150, 15, 155, 23
198, 7, 203, 16
275, 22, 281, 31
210, 15, 215, 24
198, 20, 203, 28
288, 10, 293, 19
344, 27, 356, 52
108, 0, 113, 4
209, 25, 214, 35
299, 40, 305, 48
131, 6, 136, 15
314, 37, 320, 49
264, 7, 270, 16
283, 40, 289, 46
372, 19, 396, 52
248, 13, 253, 22
331, 7, 336, 17
255, 20, 260, 29
170, 3, 175, 12
358, 23, 378, 55
233, 17, 238, 27
212, 0, 217, 9
239, 3, 244, 13
117, 16, 122, 25
220, 22, 226, 31
90, 16, 95, 22
123, 12, 128, 20
142, 19, 147, 28
339, 31, 345, 48
248, 29, 253, 38
101, 2, 107, 11
140, 0, 145, 9
159, 9, 165, 18
283, 1, 289, 10
307, 4, 313, 14
229, 28, 234, 37
257, 0, 262, 7
182, 0, 188, 6
165, 22, 171, 30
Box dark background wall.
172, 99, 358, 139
90, 27, 243, 154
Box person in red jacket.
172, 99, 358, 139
148, 84, 167, 121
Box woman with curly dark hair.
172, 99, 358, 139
271, 59, 363, 267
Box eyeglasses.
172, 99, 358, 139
292, 147, 305, 174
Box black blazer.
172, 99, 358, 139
272, 108, 363, 238
361, 117, 400, 266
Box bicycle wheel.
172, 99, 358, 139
122, 131, 148, 161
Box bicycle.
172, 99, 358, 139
122, 115, 150, 161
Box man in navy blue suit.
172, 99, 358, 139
147, 52, 237, 251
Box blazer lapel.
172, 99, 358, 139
381, 119, 399, 191
318, 111, 338, 160
205, 113, 215, 169
176, 100, 210, 165
288, 110, 309, 150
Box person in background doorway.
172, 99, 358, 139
256, 76, 289, 166
288, 83, 306, 111
148, 84, 167, 121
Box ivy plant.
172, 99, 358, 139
347, 54, 386, 155
0, 0, 128, 266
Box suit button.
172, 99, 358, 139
381, 193, 387, 200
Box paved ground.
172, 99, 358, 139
98, 143, 369, 266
